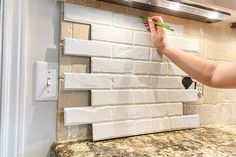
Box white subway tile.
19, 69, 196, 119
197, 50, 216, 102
93, 117, 170, 141
151, 103, 183, 117
112, 75, 150, 89
113, 13, 145, 31
150, 49, 164, 61
91, 58, 133, 74
64, 106, 112, 126
168, 63, 188, 76
134, 61, 168, 75
93, 120, 136, 141
112, 105, 152, 121
135, 117, 170, 135
91, 90, 168, 106
168, 36, 199, 52
168, 90, 199, 102
134, 31, 154, 47
150, 76, 184, 89
64, 38, 111, 57
92, 90, 134, 106
64, 73, 111, 90
133, 90, 168, 104
64, 3, 112, 25
170, 115, 200, 130
92, 25, 133, 44
112, 44, 150, 60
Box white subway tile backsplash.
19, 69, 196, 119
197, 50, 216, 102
92, 90, 134, 106
150, 76, 184, 89
93, 120, 136, 141
62, 4, 200, 141
134, 61, 168, 75
92, 25, 133, 44
64, 73, 111, 90
151, 103, 183, 117
91, 58, 133, 74
112, 105, 152, 121
64, 106, 112, 125
134, 31, 154, 47
170, 115, 200, 130
92, 90, 168, 106
93, 117, 170, 141
113, 13, 146, 31
64, 38, 111, 57
168, 36, 199, 52
64, 3, 112, 25
168, 90, 199, 102
112, 44, 150, 60
112, 75, 150, 89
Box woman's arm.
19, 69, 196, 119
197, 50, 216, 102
147, 16, 236, 88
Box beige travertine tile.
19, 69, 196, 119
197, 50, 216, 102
189, 20, 204, 36
71, 57, 90, 73
68, 124, 93, 140
205, 39, 236, 61
100, 2, 128, 14
70, 91, 91, 107
231, 104, 236, 122
216, 103, 231, 124
57, 112, 69, 141
203, 86, 218, 104
171, 16, 190, 35
61, 21, 73, 40
59, 56, 71, 78
72, 23, 90, 40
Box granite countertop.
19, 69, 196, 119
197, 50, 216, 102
51, 124, 236, 157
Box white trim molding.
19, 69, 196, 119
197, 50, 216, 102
0, 0, 28, 156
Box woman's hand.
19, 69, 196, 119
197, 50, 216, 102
145, 16, 169, 52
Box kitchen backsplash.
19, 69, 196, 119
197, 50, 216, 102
57, 0, 236, 141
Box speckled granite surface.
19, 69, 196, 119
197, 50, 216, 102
51, 124, 236, 157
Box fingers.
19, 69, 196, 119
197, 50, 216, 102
148, 18, 156, 34
151, 16, 166, 36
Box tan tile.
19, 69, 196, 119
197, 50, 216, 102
70, 91, 91, 107
216, 103, 231, 124
59, 56, 71, 79
231, 103, 236, 122
71, 57, 90, 73
72, 23, 90, 40
61, 21, 73, 40
56, 112, 69, 141
203, 86, 218, 104
205, 39, 236, 61
68, 124, 92, 140
100, 2, 128, 14
171, 16, 190, 35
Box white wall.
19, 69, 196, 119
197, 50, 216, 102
24, 0, 59, 156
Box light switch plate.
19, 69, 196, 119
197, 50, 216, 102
35, 61, 58, 101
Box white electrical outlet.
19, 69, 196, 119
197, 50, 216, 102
35, 61, 58, 101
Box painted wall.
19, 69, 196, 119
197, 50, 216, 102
24, 0, 59, 156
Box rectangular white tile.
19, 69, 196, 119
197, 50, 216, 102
150, 76, 184, 89
113, 13, 145, 31
64, 3, 112, 25
151, 103, 183, 117
91, 90, 168, 106
112, 105, 152, 121
168, 36, 199, 52
170, 115, 200, 130
64, 106, 112, 125
64, 73, 111, 90
112, 44, 150, 60
93, 120, 136, 141
168, 90, 199, 102
134, 61, 168, 75
112, 75, 150, 89
92, 90, 134, 106
93, 117, 170, 141
134, 31, 154, 47
92, 25, 133, 44
91, 58, 133, 74
64, 38, 111, 57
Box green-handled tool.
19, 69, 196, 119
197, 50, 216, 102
140, 16, 174, 31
